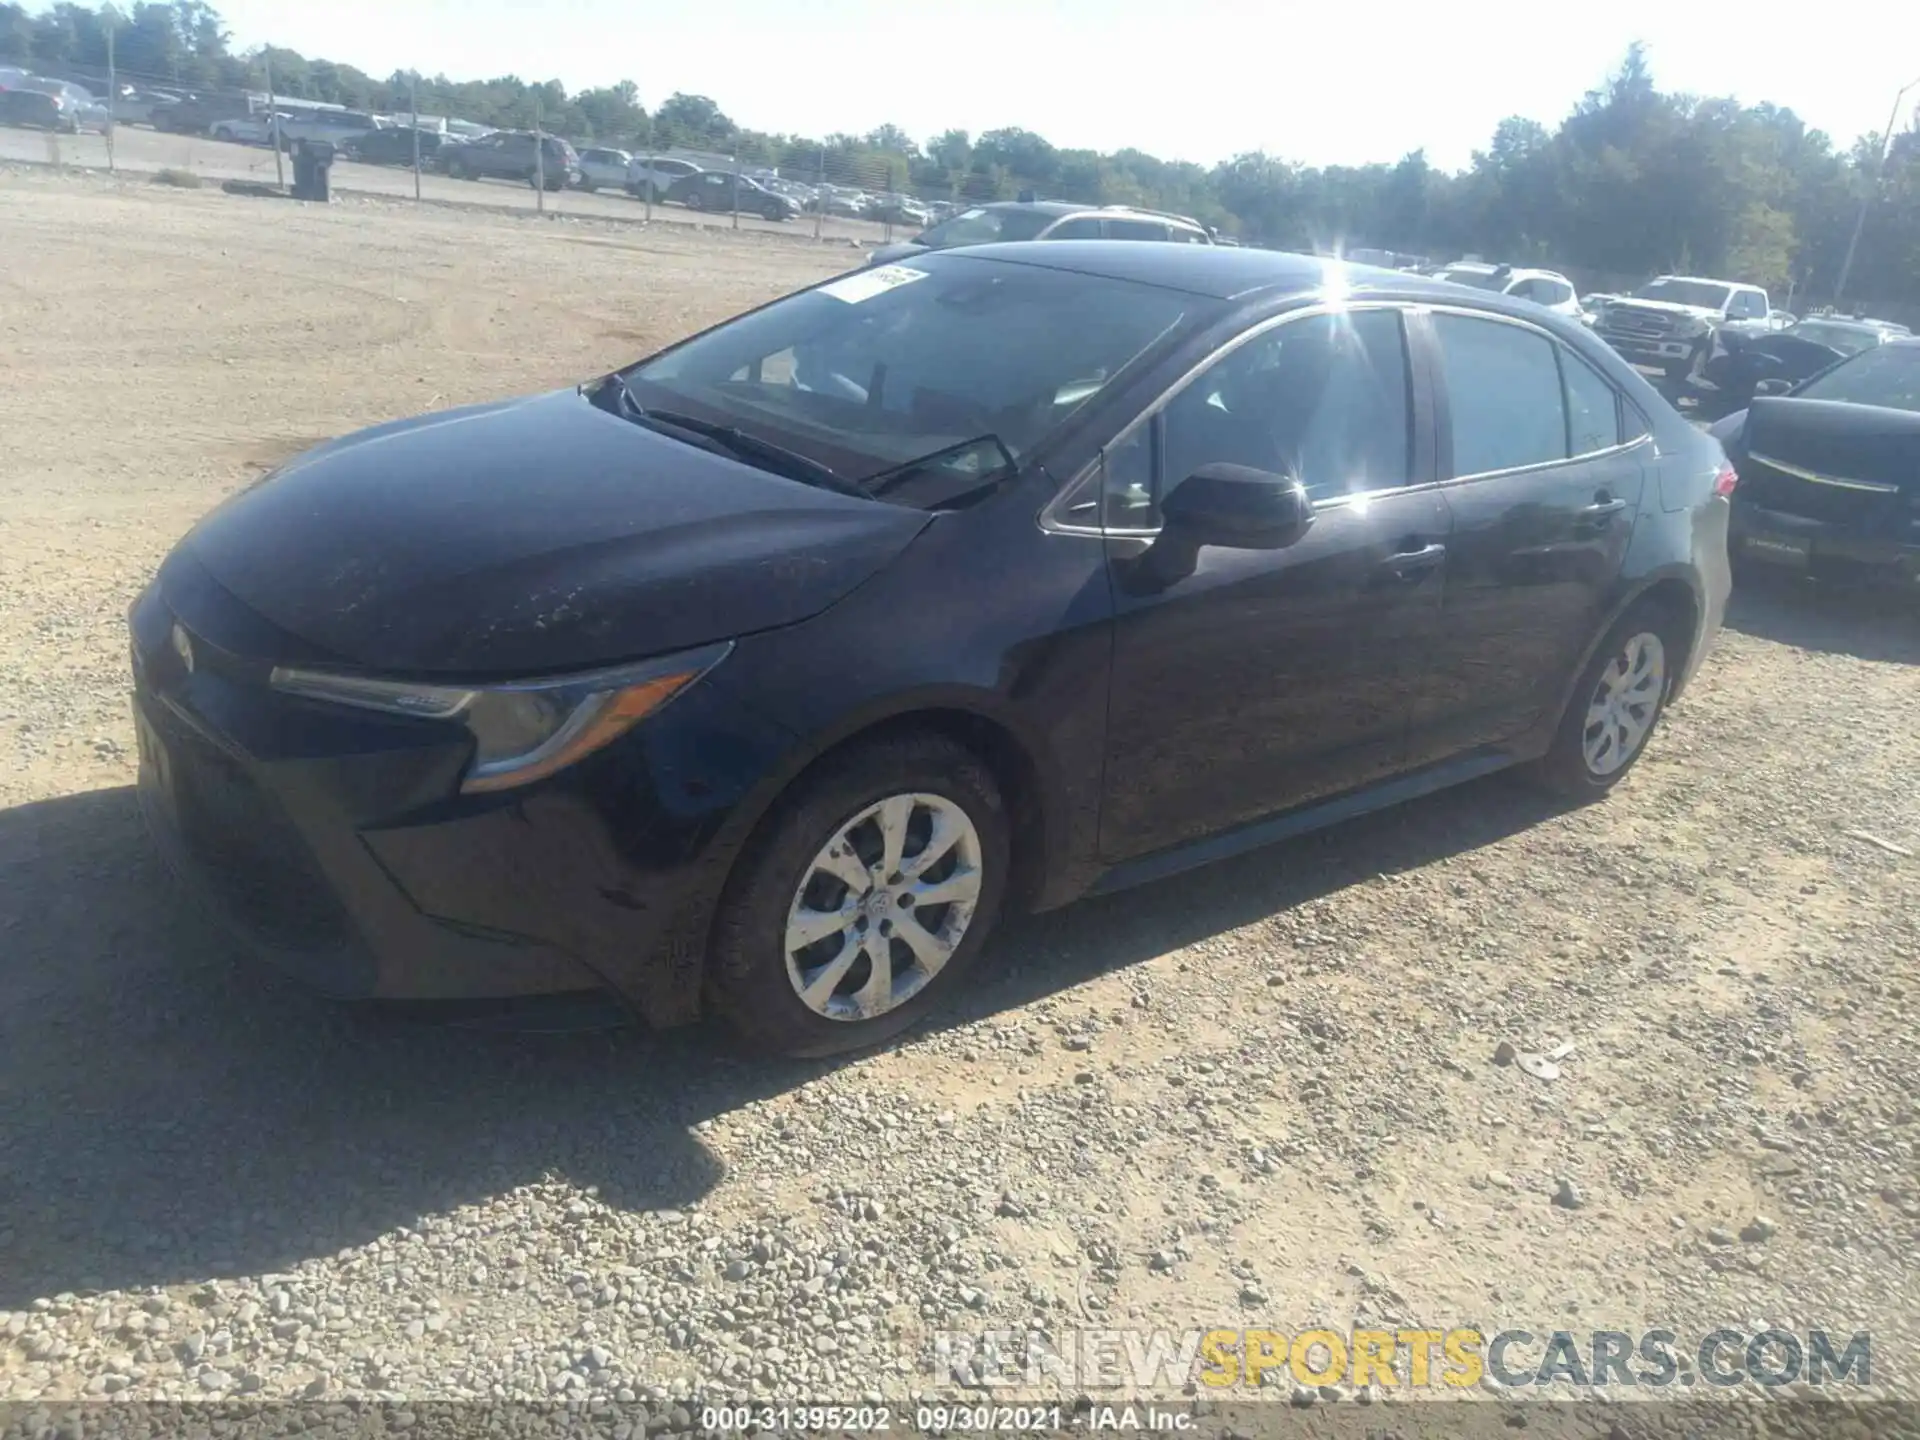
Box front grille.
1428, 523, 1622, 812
1602, 307, 1682, 340
1741, 459, 1909, 532
149, 703, 349, 948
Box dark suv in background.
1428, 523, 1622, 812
441, 130, 579, 190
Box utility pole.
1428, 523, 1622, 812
103, 7, 116, 172
534, 90, 545, 214
410, 71, 421, 201
643, 117, 654, 223
1833, 74, 1920, 308
264, 51, 284, 191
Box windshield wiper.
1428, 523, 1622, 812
863, 434, 1018, 508
598, 377, 867, 499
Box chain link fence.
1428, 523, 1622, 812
0, 60, 962, 250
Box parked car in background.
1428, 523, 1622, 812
624, 154, 702, 200
210, 111, 292, 146
867, 193, 932, 227
667, 169, 796, 220
150, 93, 253, 135
277, 109, 383, 149
130, 244, 1730, 1057
1702, 316, 1902, 409
1433, 262, 1583, 320
109, 84, 184, 126
1590, 276, 1784, 385
865, 201, 1213, 268
13, 76, 108, 131
1712, 338, 1920, 585
441, 129, 579, 190
573, 146, 631, 192
813, 185, 872, 218
0, 87, 76, 132
340, 125, 443, 168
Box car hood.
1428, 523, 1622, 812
178, 389, 933, 676
1742, 397, 1920, 495
1606, 298, 1720, 320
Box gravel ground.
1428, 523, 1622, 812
1, 167, 1917, 1414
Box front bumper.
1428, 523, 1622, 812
129, 570, 795, 1024
1596, 331, 1698, 366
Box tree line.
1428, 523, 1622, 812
5, 1, 1917, 309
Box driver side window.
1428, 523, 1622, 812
1103, 309, 1413, 529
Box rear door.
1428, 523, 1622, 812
1406, 309, 1651, 762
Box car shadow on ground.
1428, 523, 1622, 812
1724, 572, 1920, 664
0, 772, 1566, 1306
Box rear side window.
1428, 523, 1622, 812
1434, 313, 1566, 475
1560, 350, 1622, 455
1046, 217, 1103, 240
1105, 219, 1170, 241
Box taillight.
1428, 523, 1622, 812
1713, 461, 1739, 497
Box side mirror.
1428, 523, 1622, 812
1753, 378, 1794, 398
1160, 463, 1313, 549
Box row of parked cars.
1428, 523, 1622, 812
0, 67, 112, 132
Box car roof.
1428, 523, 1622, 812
976, 201, 1082, 218
1652, 275, 1758, 288
937, 240, 1476, 303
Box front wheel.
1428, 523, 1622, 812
1530, 602, 1681, 799
709, 733, 1010, 1058
447, 158, 467, 179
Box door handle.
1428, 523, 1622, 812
1379, 542, 1446, 579
1580, 497, 1629, 521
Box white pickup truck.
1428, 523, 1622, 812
1590, 275, 1790, 385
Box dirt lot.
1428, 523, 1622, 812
2, 167, 1917, 1413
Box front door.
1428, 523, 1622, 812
1098, 306, 1449, 862
1407, 311, 1650, 761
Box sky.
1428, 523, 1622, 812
214, 0, 1920, 173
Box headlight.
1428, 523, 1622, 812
269, 642, 730, 794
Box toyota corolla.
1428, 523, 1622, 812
131, 243, 1731, 1056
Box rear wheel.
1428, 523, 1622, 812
709, 733, 1010, 1058
1530, 602, 1681, 798
447, 157, 468, 180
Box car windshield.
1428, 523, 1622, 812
1793, 344, 1920, 412
622, 253, 1201, 498
1436, 268, 1508, 291
1788, 321, 1880, 356
1633, 279, 1732, 309
912, 207, 1057, 249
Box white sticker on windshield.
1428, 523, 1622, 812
819, 265, 930, 304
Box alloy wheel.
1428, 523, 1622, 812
783, 792, 983, 1022
1582, 631, 1666, 777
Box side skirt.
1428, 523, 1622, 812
1087, 748, 1525, 898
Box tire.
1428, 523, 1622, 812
761, 202, 785, 221
447, 158, 467, 180
1530, 600, 1683, 799
709, 732, 1011, 1058
579, 180, 596, 193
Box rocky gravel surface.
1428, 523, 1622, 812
2, 169, 1917, 1417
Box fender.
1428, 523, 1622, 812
638, 677, 1091, 1027
1530, 563, 1708, 758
